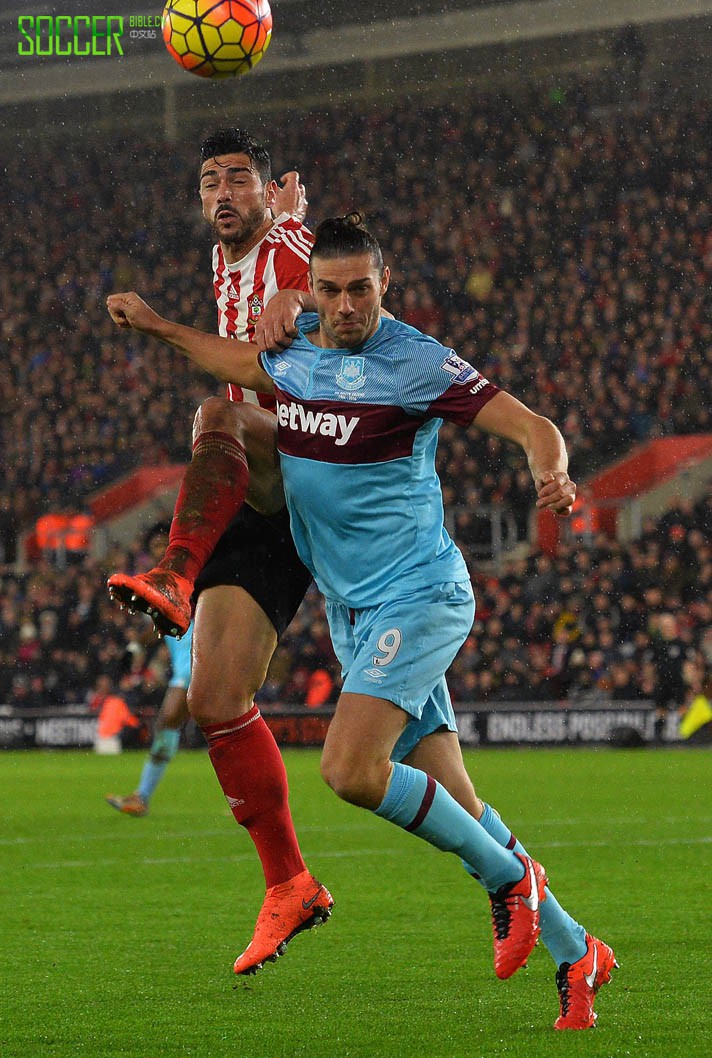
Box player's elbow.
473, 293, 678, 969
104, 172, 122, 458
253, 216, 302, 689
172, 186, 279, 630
525, 412, 566, 457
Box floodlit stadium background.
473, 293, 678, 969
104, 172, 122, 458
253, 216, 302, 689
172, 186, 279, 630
1, 0, 711, 745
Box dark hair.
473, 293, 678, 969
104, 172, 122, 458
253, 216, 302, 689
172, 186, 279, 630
199, 128, 271, 183
311, 211, 384, 275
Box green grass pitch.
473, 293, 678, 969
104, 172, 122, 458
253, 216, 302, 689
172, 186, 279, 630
2, 746, 710, 1058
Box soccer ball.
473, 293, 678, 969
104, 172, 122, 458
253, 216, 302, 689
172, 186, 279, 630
162, 0, 272, 79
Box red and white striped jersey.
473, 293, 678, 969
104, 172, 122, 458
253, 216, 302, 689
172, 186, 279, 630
212, 214, 313, 409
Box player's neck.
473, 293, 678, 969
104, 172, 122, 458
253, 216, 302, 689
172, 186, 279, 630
220, 215, 274, 264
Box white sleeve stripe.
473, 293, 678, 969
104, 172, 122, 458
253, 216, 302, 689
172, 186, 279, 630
280, 230, 312, 264
267, 222, 311, 246
283, 223, 312, 246
289, 227, 313, 253
268, 223, 311, 259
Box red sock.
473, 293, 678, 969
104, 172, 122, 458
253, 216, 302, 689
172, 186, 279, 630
203, 706, 307, 889
161, 430, 249, 583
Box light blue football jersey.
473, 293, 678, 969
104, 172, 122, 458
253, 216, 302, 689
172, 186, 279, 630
259, 314, 499, 608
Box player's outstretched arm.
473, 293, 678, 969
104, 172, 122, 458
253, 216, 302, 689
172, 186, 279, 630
471, 390, 576, 517
106, 291, 274, 394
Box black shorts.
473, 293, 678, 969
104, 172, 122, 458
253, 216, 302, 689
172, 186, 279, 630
193, 506, 312, 637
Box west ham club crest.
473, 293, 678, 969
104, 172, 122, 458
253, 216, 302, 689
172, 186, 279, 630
336, 356, 366, 391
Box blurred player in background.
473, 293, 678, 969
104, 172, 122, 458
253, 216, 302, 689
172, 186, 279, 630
106, 524, 192, 816
108, 129, 333, 974
107, 213, 617, 1029
106, 630, 192, 816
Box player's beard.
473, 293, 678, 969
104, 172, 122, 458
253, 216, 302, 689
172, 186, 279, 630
212, 203, 267, 252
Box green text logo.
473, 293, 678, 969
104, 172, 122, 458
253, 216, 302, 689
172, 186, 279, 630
17, 15, 124, 57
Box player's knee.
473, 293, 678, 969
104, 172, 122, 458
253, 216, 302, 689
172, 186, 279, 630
186, 682, 254, 727
320, 752, 386, 810
192, 396, 242, 441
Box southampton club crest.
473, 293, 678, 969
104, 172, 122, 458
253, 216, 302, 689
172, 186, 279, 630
336, 355, 366, 391
247, 294, 264, 324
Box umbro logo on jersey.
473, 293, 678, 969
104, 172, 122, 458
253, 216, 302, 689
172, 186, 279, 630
363, 668, 387, 680
273, 360, 291, 376
276, 400, 359, 446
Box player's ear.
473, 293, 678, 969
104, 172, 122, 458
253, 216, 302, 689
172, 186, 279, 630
380, 265, 391, 297
264, 180, 278, 208
308, 270, 315, 296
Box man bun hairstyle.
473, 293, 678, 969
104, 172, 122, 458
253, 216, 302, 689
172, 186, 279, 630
199, 128, 271, 183
311, 212, 384, 276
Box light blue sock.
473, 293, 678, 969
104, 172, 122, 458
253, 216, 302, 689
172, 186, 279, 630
137, 729, 181, 804
375, 763, 524, 892
467, 803, 587, 967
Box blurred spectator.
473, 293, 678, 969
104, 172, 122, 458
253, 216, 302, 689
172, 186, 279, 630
612, 25, 647, 99
679, 672, 712, 742
89, 674, 147, 752
647, 612, 690, 740
305, 669, 334, 708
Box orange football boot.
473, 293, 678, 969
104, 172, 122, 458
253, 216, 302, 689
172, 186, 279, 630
233, 870, 334, 975
107, 569, 192, 638
489, 852, 548, 979
554, 933, 618, 1029
105, 793, 149, 817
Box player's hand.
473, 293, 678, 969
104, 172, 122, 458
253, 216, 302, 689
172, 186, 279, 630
106, 292, 163, 335
273, 170, 307, 222
253, 289, 305, 352
535, 471, 576, 517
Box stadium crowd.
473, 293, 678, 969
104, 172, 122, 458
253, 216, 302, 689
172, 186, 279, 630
1, 81, 710, 716
1, 490, 709, 716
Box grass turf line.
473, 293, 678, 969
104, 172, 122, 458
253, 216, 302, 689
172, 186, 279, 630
1, 747, 710, 1058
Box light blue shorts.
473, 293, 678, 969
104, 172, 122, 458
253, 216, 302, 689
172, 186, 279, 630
325, 580, 475, 761
166, 622, 193, 689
